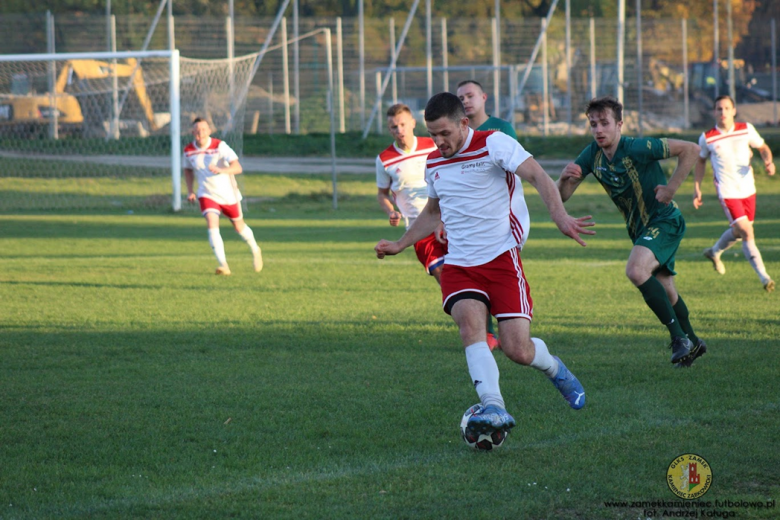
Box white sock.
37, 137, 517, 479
208, 228, 228, 266
742, 239, 771, 284
530, 338, 560, 378
238, 225, 260, 252
465, 342, 504, 409
712, 228, 738, 256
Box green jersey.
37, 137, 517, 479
478, 116, 517, 139
574, 136, 682, 241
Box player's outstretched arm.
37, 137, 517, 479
375, 197, 442, 258
517, 158, 595, 247
692, 156, 707, 209
556, 162, 585, 203
655, 139, 700, 205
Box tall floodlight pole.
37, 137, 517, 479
617, 0, 625, 103
636, 0, 643, 137
713, 0, 719, 98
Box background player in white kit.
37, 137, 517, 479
376, 104, 444, 282
694, 95, 775, 293
184, 118, 263, 275
374, 93, 594, 439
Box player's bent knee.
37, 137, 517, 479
501, 336, 535, 365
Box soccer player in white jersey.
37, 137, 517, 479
374, 93, 595, 439
694, 95, 775, 293
376, 104, 445, 281
183, 118, 263, 275
378, 103, 501, 350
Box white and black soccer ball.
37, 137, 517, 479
460, 403, 507, 451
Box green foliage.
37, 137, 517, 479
0, 172, 778, 518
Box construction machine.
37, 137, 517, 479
0, 58, 164, 138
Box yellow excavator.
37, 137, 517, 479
0, 58, 160, 137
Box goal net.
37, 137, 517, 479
0, 49, 258, 212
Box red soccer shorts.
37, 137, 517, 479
720, 193, 756, 225
199, 197, 242, 220
413, 232, 447, 275
440, 247, 533, 320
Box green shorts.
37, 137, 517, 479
632, 214, 686, 276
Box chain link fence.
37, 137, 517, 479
2, 12, 779, 136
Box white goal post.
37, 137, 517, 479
0, 50, 183, 210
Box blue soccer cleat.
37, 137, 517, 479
465, 405, 516, 436
549, 356, 586, 410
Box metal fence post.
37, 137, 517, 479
636, 0, 643, 137
390, 18, 398, 104
337, 17, 345, 133
590, 17, 597, 99
46, 11, 58, 140
772, 19, 777, 125
683, 19, 689, 129
441, 18, 449, 92
282, 17, 291, 134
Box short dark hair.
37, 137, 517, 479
714, 95, 735, 108
386, 103, 413, 118
585, 96, 623, 122
191, 117, 206, 126
456, 79, 483, 91
424, 92, 466, 122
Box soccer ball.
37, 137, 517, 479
460, 403, 508, 451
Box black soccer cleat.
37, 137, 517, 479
674, 339, 708, 368
668, 336, 694, 364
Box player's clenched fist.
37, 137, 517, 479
560, 162, 583, 183
374, 239, 403, 259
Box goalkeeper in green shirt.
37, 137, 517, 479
456, 79, 517, 139
556, 96, 706, 367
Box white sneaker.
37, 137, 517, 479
215, 265, 232, 276
252, 248, 263, 272
703, 248, 725, 275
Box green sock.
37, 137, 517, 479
672, 296, 699, 345
487, 315, 496, 336
636, 276, 686, 339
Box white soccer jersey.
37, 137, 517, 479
426, 129, 532, 267
183, 137, 241, 205
376, 136, 438, 229
699, 122, 765, 199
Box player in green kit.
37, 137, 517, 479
557, 96, 707, 367
457, 80, 517, 139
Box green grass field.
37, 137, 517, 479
1, 171, 778, 519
